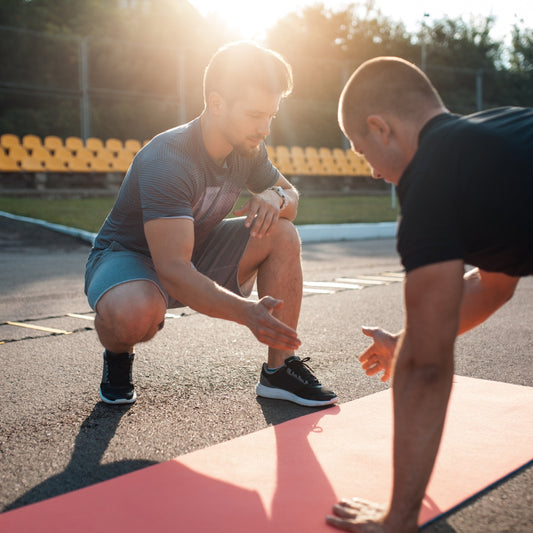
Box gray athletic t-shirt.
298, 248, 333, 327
92, 117, 280, 255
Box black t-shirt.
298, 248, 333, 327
397, 107, 533, 277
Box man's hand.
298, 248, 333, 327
245, 296, 301, 351
326, 497, 392, 533
233, 189, 282, 239
359, 327, 398, 382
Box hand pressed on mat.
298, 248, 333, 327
326, 497, 391, 533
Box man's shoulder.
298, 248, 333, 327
139, 118, 201, 159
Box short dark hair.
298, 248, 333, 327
339, 56, 444, 135
203, 41, 293, 105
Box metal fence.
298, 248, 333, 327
0, 25, 499, 147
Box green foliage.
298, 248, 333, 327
510, 25, 533, 72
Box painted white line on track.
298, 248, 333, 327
336, 277, 385, 286
67, 313, 95, 321
303, 281, 363, 290
6, 321, 72, 335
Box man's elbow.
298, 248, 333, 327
501, 280, 518, 303
483, 271, 519, 307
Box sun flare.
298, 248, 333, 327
187, 0, 533, 45
188, 0, 311, 41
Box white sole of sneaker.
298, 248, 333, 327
255, 383, 338, 407
99, 389, 137, 405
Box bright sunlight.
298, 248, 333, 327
188, 0, 533, 43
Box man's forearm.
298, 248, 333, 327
385, 336, 454, 531
159, 260, 252, 324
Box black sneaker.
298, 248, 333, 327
99, 350, 137, 405
256, 355, 338, 407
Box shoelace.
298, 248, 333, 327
105, 355, 133, 386
286, 356, 320, 385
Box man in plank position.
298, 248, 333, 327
329, 56, 533, 532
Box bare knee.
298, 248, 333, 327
96, 281, 166, 347
271, 218, 301, 254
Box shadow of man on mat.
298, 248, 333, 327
5, 402, 157, 512
258, 398, 341, 530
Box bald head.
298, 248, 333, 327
339, 56, 445, 138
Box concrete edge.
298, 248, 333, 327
0, 211, 98, 245
0, 211, 398, 245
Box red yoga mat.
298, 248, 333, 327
1, 375, 532, 532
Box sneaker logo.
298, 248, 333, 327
287, 367, 309, 385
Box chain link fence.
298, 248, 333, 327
0, 26, 512, 148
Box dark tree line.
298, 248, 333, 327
1, 0, 532, 147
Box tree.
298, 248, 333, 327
416, 16, 504, 113
501, 25, 533, 107
265, 1, 417, 147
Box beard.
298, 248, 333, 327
233, 140, 262, 159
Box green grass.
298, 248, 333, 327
0, 194, 398, 233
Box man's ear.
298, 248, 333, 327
366, 115, 391, 144
206, 91, 226, 116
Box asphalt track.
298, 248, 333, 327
0, 216, 532, 532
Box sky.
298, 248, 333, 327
188, 0, 533, 44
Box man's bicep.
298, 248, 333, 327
404, 260, 465, 358
144, 217, 194, 271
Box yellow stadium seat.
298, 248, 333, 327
0, 153, 20, 172
360, 160, 372, 176
124, 139, 141, 153
75, 147, 96, 162
65, 136, 84, 152
20, 156, 45, 172
7, 145, 29, 163
275, 146, 290, 160
332, 148, 346, 160
31, 146, 53, 162
332, 148, 349, 165
45, 157, 68, 172
318, 147, 333, 159
304, 146, 319, 160
307, 159, 326, 175
273, 157, 295, 175
67, 158, 91, 172
0, 133, 21, 149
322, 159, 344, 176
317, 148, 343, 176
86, 137, 104, 153
94, 148, 115, 163
54, 146, 75, 163
90, 158, 112, 172
110, 158, 130, 172
346, 151, 372, 176
336, 158, 355, 176
293, 158, 315, 175
116, 148, 134, 163
22, 134, 43, 151
290, 146, 305, 159
44, 135, 63, 152
105, 138, 123, 153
